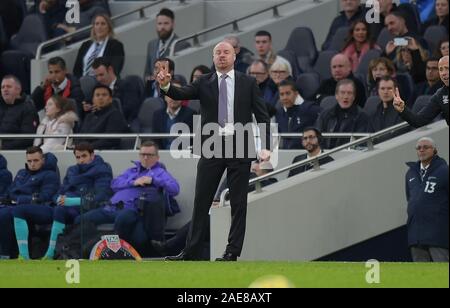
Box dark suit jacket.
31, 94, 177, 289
73, 38, 125, 78
113, 78, 144, 123
144, 34, 191, 79
152, 106, 195, 149
164, 72, 271, 159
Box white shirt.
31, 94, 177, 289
83, 37, 109, 74
158, 32, 175, 57
216, 69, 235, 125
282, 94, 305, 112
109, 78, 117, 92
167, 107, 182, 120
52, 77, 68, 93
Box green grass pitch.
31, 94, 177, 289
0, 261, 448, 288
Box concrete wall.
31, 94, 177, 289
1, 147, 356, 230
210, 121, 449, 260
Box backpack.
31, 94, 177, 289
54, 222, 102, 260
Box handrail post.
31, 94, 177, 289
193, 35, 201, 47
367, 138, 375, 151
312, 158, 320, 171
232, 21, 240, 33
254, 181, 263, 194
139, 8, 146, 19
272, 6, 281, 18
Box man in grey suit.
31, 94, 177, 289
144, 8, 190, 82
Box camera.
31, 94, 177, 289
394, 37, 409, 47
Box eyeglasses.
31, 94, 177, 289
139, 153, 157, 158
249, 72, 267, 76
271, 70, 287, 75
415, 145, 433, 151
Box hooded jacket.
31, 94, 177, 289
8, 152, 60, 205
0, 154, 12, 198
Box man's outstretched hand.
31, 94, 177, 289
157, 60, 172, 88
393, 87, 405, 113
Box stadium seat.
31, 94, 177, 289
79, 76, 97, 102
0, 49, 31, 93
412, 95, 443, 122
423, 25, 448, 55
284, 27, 318, 70
134, 98, 164, 133
313, 50, 338, 81
188, 99, 200, 114
398, 2, 422, 35
9, 14, 48, 56
278, 49, 302, 79
320, 96, 337, 110
363, 96, 381, 117
376, 28, 394, 51
296, 72, 320, 101
396, 73, 415, 106
328, 26, 349, 52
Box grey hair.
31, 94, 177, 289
416, 137, 436, 148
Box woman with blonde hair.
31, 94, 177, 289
34, 95, 79, 152
73, 14, 125, 78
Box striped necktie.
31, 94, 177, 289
84, 42, 102, 76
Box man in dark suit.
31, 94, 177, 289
143, 8, 190, 82
159, 41, 272, 261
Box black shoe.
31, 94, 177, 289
164, 251, 193, 261
151, 240, 167, 256
215, 252, 238, 261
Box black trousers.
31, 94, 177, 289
185, 157, 251, 258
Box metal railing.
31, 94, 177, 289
0, 131, 370, 151
218, 122, 411, 206
35, 0, 187, 59
169, 0, 320, 56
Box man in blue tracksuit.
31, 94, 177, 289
9, 147, 60, 260
0, 154, 13, 257
42, 143, 113, 259
0, 154, 12, 198
405, 137, 449, 262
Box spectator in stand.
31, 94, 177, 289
92, 57, 143, 123
254, 30, 292, 72
366, 57, 397, 96
146, 58, 175, 99
393, 41, 428, 84
77, 85, 129, 150
435, 39, 449, 58
423, 0, 449, 34
144, 8, 190, 82
322, 0, 366, 50
31, 57, 84, 113
369, 0, 398, 40
73, 14, 125, 78
248, 60, 278, 115
342, 20, 381, 72
275, 80, 321, 149
315, 79, 369, 148
33, 95, 79, 153
268, 59, 293, 107
0, 154, 12, 199
315, 54, 366, 107
190, 65, 212, 84
415, 57, 445, 97
367, 77, 408, 140
384, 11, 428, 61
288, 127, 334, 178
0, 76, 39, 150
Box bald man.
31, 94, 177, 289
158, 41, 272, 261
394, 56, 449, 127
315, 53, 367, 107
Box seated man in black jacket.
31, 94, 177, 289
31, 57, 84, 113
0, 76, 39, 150
288, 127, 334, 178
77, 85, 129, 149
315, 54, 366, 108
315, 79, 369, 149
